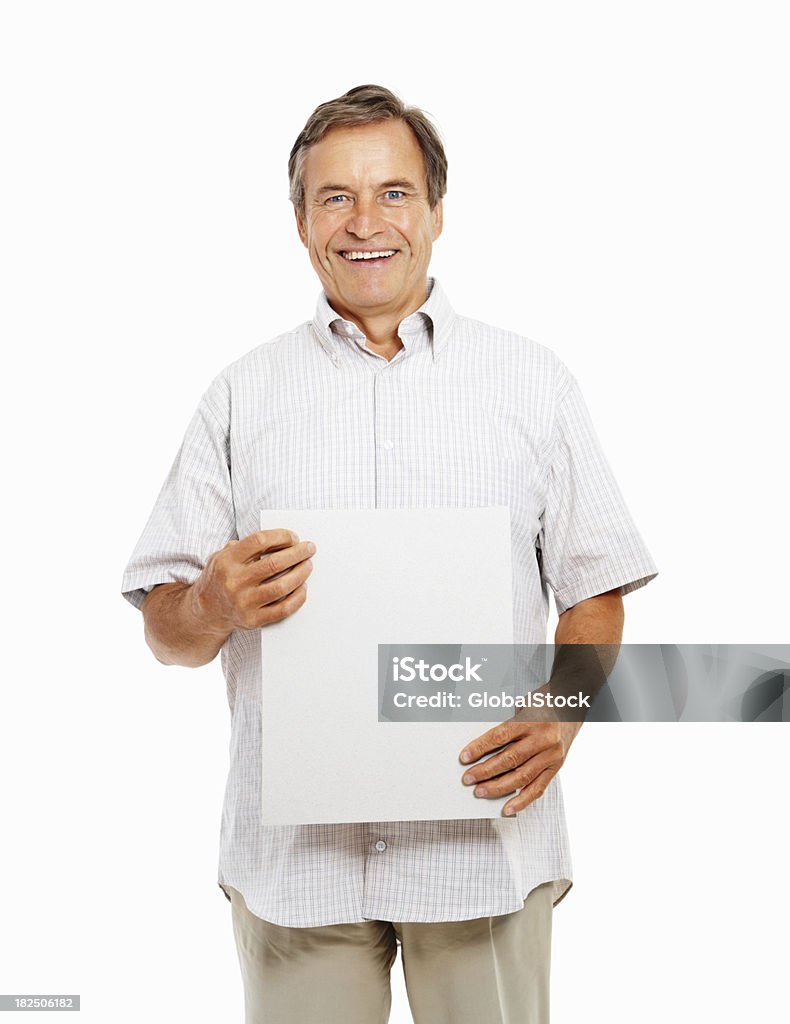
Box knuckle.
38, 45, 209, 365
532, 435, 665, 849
214, 558, 236, 589
502, 749, 521, 772
267, 575, 291, 601
259, 554, 280, 578
256, 586, 306, 630
273, 590, 301, 621
514, 766, 532, 786
267, 603, 289, 624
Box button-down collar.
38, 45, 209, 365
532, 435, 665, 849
311, 277, 456, 364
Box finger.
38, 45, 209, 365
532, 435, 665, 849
456, 720, 524, 770
233, 528, 301, 563
254, 558, 314, 607
461, 734, 546, 786
247, 584, 309, 629
501, 767, 558, 817
245, 540, 317, 585
459, 722, 528, 766
470, 747, 559, 799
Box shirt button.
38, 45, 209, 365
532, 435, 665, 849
381, 440, 394, 451
375, 840, 387, 852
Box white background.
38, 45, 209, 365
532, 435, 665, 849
1, 1, 788, 1021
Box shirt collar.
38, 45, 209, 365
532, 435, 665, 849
311, 277, 456, 364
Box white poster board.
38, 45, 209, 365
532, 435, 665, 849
259, 507, 514, 824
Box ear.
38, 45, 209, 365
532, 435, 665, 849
295, 206, 308, 248
431, 199, 443, 242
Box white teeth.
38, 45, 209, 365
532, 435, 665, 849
342, 250, 396, 261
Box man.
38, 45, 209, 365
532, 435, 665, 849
122, 84, 657, 1023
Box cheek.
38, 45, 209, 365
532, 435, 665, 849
308, 233, 332, 262
305, 214, 336, 253
410, 216, 436, 250
412, 229, 434, 256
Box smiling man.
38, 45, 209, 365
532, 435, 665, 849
294, 118, 442, 361
122, 85, 657, 1023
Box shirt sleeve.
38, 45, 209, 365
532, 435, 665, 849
121, 374, 237, 610
537, 366, 658, 614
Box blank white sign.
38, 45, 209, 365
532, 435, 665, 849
259, 507, 514, 825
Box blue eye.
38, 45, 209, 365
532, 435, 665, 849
385, 190, 405, 200
326, 195, 349, 204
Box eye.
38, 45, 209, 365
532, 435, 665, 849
384, 190, 405, 201
325, 194, 350, 205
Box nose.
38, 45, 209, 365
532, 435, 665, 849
344, 195, 386, 241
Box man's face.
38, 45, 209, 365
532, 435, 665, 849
295, 119, 443, 326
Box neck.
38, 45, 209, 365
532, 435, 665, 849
345, 312, 403, 360
328, 281, 430, 362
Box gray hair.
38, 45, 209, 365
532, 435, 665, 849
288, 84, 448, 215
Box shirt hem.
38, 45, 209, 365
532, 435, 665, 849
218, 875, 573, 927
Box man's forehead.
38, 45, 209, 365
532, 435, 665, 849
302, 121, 428, 190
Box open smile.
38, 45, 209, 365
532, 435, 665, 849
339, 250, 398, 263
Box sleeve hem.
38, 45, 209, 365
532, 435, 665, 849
121, 566, 202, 611
554, 567, 658, 616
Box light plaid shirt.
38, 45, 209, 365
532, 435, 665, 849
122, 278, 657, 927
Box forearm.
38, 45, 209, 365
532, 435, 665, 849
462, 591, 627, 812
142, 581, 230, 668
539, 589, 625, 729
554, 588, 624, 647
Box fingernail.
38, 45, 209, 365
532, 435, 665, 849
462, 774, 475, 786
503, 806, 516, 816
306, 542, 316, 555
460, 750, 472, 763
475, 787, 488, 797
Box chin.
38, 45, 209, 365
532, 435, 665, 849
344, 287, 396, 307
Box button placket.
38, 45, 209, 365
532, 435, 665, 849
373, 367, 399, 507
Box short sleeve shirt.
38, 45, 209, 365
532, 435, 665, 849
122, 279, 657, 926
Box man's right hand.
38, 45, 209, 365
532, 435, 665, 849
191, 528, 316, 636
141, 528, 315, 667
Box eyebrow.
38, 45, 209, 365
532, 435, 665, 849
379, 180, 419, 191
314, 179, 420, 196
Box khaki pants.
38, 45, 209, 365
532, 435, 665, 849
227, 882, 553, 1024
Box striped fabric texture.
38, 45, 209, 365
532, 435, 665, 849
122, 278, 657, 926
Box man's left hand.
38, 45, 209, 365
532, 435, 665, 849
459, 719, 582, 817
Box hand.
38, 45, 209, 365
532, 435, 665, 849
190, 528, 315, 636
459, 718, 581, 817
